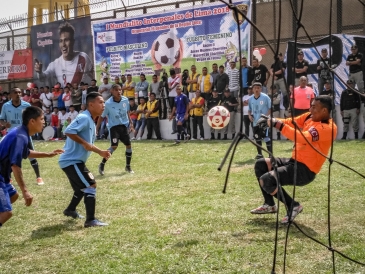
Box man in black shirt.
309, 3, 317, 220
207, 90, 222, 140
252, 58, 270, 94
294, 50, 309, 86
320, 81, 333, 97
346, 45, 364, 94
270, 53, 287, 96
87, 79, 98, 94
214, 65, 229, 97
340, 80, 361, 140
317, 48, 332, 93
221, 89, 238, 139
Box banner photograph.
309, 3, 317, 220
92, 0, 251, 82
0, 49, 33, 80
31, 17, 94, 88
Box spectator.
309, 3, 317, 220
197, 67, 213, 100
57, 107, 68, 138
168, 69, 181, 134
270, 53, 287, 96
135, 73, 149, 103
252, 58, 270, 94
214, 65, 229, 97
40, 86, 53, 111
122, 74, 135, 100
51, 107, 59, 137
242, 86, 253, 139
186, 65, 200, 100
87, 79, 98, 94
241, 57, 254, 95
207, 90, 222, 140
133, 97, 147, 140
71, 82, 82, 111
290, 76, 315, 116
68, 105, 78, 122
190, 90, 205, 140
22, 89, 31, 103
129, 98, 138, 128
268, 85, 282, 140
346, 45, 364, 93
221, 89, 238, 140
320, 81, 333, 97
340, 79, 361, 140
79, 104, 86, 114
30, 87, 42, 108
44, 106, 52, 126
146, 92, 162, 140
98, 76, 112, 101
149, 74, 160, 98
52, 85, 62, 109
158, 73, 168, 119
210, 63, 219, 85
114, 76, 120, 85
316, 48, 332, 93
81, 83, 88, 105
294, 50, 309, 86
121, 74, 127, 86
62, 87, 72, 112
227, 61, 240, 98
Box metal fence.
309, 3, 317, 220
0, 0, 364, 89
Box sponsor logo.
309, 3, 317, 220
88, 172, 95, 180
113, 138, 117, 143
97, 31, 116, 44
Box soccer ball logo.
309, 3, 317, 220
207, 106, 231, 129
153, 32, 181, 66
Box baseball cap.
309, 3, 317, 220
252, 82, 262, 87
351, 45, 358, 49
297, 50, 303, 55
347, 79, 354, 84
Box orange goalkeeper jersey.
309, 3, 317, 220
279, 113, 337, 174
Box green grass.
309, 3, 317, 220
1, 140, 365, 273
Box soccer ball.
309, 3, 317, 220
153, 32, 181, 66
207, 106, 231, 129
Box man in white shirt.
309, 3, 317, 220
168, 69, 181, 134
67, 105, 78, 122
57, 107, 69, 138
39, 86, 54, 111
227, 61, 240, 98
242, 86, 253, 139
98, 76, 112, 101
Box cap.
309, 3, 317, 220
224, 88, 230, 92
321, 48, 327, 52
351, 45, 358, 49
347, 79, 354, 84
212, 89, 218, 92
297, 50, 303, 55
252, 82, 262, 87
277, 52, 283, 56
54, 84, 60, 89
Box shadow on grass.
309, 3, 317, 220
235, 159, 256, 165
240, 217, 318, 238
30, 219, 79, 239
173, 239, 199, 248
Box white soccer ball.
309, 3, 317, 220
207, 106, 231, 129
153, 32, 181, 66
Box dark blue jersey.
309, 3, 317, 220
174, 94, 189, 116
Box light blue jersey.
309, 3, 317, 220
248, 93, 271, 126
0, 100, 31, 129
101, 96, 130, 129
58, 110, 96, 169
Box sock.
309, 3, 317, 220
258, 179, 275, 206
265, 139, 272, 154
125, 148, 132, 167
275, 187, 299, 210
66, 190, 84, 211
177, 134, 181, 140
0, 222, 2, 227
30, 158, 41, 178
355, 132, 358, 139
102, 147, 115, 164
256, 140, 262, 155
342, 132, 347, 139
84, 193, 96, 222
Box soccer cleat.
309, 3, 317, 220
184, 134, 190, 142
250, 204, 277, 214
281, 204, 303, 224
37, 177, 44, 185
190, 138, 196, 141
84, 219, 108, 228
137, 137, 141, 141
63, 209, 84, 219
131, 137, 136, 140
125, 166, 134, 174
173, 139, 180, 145
255, 154, 264, 160
200, 137, 204, 141
98, 163, 105, 176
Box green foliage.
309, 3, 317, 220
1, 140, 364, 273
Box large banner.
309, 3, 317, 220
31, 17, 94, 88
286, 34, 365, 104
92, 0, 251, 82
0, 49, 33, 80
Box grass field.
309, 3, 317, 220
1, 140, 365, 274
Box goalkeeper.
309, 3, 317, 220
250, 95, 337, 224
248, 82, 272, 160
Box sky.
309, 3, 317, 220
0, 0, 28, 20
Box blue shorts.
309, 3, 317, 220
176, 114, 185, 124
0, 182, 16, 212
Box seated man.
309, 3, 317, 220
250, 95, 337, 224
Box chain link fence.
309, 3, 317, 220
0, 0, 364, 89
